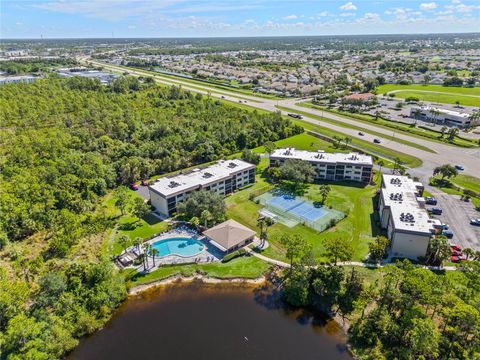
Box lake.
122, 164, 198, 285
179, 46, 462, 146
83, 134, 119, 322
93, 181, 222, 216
68, 281, 352, 360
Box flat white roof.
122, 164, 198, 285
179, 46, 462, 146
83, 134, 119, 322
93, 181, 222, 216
381, 174, 433, 234
270, 148, 373, 166
149, 159, 255, 197
417, 106, 470, 119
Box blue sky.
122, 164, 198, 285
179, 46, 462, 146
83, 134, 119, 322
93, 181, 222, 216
2, 0, 479, 38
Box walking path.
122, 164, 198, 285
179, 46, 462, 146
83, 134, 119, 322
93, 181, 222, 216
244, 246, 459, 271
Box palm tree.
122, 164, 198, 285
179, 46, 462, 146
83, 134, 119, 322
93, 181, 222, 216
257, 216, 268, 247
377, 160, 384, 174
468, 112, 480, 127
151, 248, 159, 267
440, 126, 448, 138
318, 184, 331, 205
200, 209, 212, 228
427, 236, 451, 265
447, 127, 459, 141
429, 109, 441, 125
412, 108, 421, 127
142, 242, 150, 271
133, 237, 142, 253
463, 248, 475, 261
118, 234, 130, 254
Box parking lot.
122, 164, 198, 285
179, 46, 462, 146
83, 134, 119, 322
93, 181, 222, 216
426, 186, 480, 251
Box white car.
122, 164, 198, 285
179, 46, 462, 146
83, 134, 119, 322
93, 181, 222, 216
470, 218, 480, 226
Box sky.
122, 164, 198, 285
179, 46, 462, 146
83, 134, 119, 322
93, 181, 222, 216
1, 0, 480, 39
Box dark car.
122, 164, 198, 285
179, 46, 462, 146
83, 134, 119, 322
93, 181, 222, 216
358, 132, 364, 136
425, 197, 437, 205
470, 218, 480, 226
429, 207, 443, 215
455, 165, 464, 171
287, 113, 303, 119
130, 183, 139, 191
373, 138, 381, 144
443, 230, 454, 239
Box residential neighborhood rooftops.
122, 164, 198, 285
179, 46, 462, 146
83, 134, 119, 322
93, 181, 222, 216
149, 159, 255, 197
344, 92, 376, 101
270, 148, 373, 166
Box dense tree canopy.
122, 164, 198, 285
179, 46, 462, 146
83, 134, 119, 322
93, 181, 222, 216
0, 77, 301, 242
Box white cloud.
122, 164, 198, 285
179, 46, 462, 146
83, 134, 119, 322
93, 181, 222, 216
339, 2, 357, 11
340, 12, 355, 17
451, 0, 461, 4
317, 11, 331, 17
420, 2, 438, 11
283, 14, 298, 20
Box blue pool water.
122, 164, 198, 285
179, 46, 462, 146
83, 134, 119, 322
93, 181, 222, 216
150, 237, 204, 257
267, 195, 326, 222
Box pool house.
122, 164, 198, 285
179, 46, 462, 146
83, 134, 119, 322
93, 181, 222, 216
203, 220, 256, 253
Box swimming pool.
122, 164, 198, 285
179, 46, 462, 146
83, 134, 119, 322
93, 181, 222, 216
150, 237, 204, 257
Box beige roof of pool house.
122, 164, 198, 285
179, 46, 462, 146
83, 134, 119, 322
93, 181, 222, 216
203, 219, 256, 252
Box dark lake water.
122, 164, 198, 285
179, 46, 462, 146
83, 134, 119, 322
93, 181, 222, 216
68, 281, 352, 360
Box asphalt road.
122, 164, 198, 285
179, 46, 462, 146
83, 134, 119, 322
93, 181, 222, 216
88, 59, 480, 249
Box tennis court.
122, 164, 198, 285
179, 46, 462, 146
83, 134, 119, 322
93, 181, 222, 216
256, 191, 345, 232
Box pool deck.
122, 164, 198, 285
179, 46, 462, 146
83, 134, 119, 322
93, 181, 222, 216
126, 227, 223, 273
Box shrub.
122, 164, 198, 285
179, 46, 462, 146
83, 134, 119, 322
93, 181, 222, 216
222, 248, 247, 263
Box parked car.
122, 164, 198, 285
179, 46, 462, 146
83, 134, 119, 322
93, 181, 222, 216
373, 138, 381, 143
455, 165, 464, 171
425, 197, 437, 205
141, 179, 148, 186
130, 183, 139, 190
429, 207, 443, 215
221, 96, 225, 99
450, 255, 464, 263
358, 132, 364, 136
450, 244, 462, 252
443, 230, 454, 239
470, 218, 480, 226
439, 223, 449, 230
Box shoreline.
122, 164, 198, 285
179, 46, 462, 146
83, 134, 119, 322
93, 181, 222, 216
128, 274, 267, 295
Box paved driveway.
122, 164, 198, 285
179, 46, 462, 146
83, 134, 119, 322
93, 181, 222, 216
426, 186, 480, 251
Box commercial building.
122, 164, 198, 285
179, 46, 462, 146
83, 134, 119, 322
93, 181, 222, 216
203, 219, 256, 253
149, 159, 256, 217
378, 174, 437, 259
0, 75, 37, 85
269, 148, 373, 182
57, 68, 119, 84
410, 106, 477, 128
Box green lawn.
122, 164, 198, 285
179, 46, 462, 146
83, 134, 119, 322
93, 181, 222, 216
299, 102, 476, 148
376, 84, 480, 106
127, 255, 270, 285
227, 172, 383, 263
452, 174, 480, 193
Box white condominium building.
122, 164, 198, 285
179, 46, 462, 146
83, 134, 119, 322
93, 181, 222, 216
269, 148, 373, 182
149, 159, 256, 217
410, 106, 477, 128
379, 174, 437, 259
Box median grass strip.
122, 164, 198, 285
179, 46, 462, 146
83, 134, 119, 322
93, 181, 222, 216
276, 105, 435, 154
376, 84, 480, 106
453, 174, 480, 194
299, 102, 476, 148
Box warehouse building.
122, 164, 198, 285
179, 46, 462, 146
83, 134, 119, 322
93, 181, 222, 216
378, 174, 437, 259
269, 148, 373, 182
149, 159, 256, 217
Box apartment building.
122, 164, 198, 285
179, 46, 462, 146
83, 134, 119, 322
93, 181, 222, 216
379, 174, 437, 259
149, 159, 256, 217
410, 106, 477, 128
269, 148, 373, 183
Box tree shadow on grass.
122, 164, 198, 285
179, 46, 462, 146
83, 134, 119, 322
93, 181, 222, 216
143, 213, 163, 226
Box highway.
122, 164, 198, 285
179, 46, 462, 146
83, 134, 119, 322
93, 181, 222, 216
88, 59, 480, 183
87, 59, 480, 248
